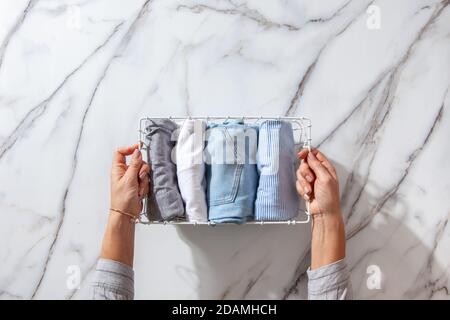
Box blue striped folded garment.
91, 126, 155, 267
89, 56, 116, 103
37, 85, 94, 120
255, 120, 299, 221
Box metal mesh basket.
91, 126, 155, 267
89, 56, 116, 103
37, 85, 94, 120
137, 116, 312, 225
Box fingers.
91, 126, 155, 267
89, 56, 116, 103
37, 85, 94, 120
139, 175, 149, 199
314, 150, 337, 180
299, 148, 335, 181
112, 150, 126, 166
124, 148, 144, 180
138, 162, 150, 198
296, 176, 312, 201
112, 144, 139, 166
139, 162, 150, 180
299, 159, 315, 183
298, 148, 309, 160
307, 151, 331, 181
117, 144, 139, 156
297, 150, 315, 200
111, 144, 140, 181
296, 165, 312, 195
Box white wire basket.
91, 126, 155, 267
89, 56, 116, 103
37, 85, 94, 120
137, 116, 312, 226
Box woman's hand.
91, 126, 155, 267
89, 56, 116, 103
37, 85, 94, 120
101, 144, 150, 267
296, 149, 345, 270
296, 149, 341, 218
110, 144, 150, 217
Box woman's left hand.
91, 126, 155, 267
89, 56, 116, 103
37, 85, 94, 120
110, 144, 150, 217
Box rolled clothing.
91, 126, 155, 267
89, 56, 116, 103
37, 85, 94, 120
205, 119, 258, 224
255, 120, 299, 221
175, 119, 208, 222
145, 119, 184, 221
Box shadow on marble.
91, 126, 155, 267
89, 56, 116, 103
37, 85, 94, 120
175, 159, 444, 299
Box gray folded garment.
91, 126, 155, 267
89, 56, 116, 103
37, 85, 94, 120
145, 119, 185, 221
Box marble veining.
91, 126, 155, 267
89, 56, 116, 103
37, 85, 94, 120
0, 0, 449, 299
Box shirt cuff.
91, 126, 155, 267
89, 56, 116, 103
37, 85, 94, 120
91, 258, 134, 300
307, 259, 350, 296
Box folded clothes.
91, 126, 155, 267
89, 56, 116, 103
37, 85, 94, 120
145, 119, 185, 221
205, 119, 258, 224
255, 120, 299, 221
175, 120, 208, 222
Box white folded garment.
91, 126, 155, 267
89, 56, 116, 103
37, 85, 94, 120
175, 119, 208, 222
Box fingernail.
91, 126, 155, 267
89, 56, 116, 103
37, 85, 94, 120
139, 172, 147, 179
304, 186, 310, 194
304, 194, 310, 201
306, 175, 313, 182
308, 152, 316, 160
132, 149, 141, 160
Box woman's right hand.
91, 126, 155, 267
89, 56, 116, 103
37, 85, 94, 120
297, 149, 346, 270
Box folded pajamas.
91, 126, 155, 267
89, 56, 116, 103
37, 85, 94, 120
145, 119, 184, 221
205, 119, 258, 224
255, 120, 299, 221
175, 120, 208, 222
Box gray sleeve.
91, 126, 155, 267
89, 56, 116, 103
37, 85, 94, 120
91, 258, 134, 300
307, 259, 353, 300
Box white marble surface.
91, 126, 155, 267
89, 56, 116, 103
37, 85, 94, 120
0, 0, 449, 300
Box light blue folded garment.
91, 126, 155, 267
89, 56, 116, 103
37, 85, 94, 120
205, 119, 258, 224
255, 120, 299, 221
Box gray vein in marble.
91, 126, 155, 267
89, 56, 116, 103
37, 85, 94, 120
0, 230, 50, 298
221, 42, 278, 69
281, 247, 310, 299
219, 257, 269, 300
281, 2, 381, 295
219, 273, 246, 300
315, 71, 390, 149
406, 209, 449, 299
347, 90, 447, 241
140, 40, 182, 112
281, 3, 449, 298
0, 289, 24, 300
341, 72, 394, 223
285, 56, 317, 117
317, 0, 449, 148
0, 0, 38, 74
30, 0, 155, 298
176, 3, 300, 31
348, 214, 407, 278
177, 0, 353, 32
286, 0, 375, 116
0, 21, 125, 160
429, 285, 449, 299
219, 284, 233, 300
318, 1, 449, 226
241, 262, 270, 299
307, 0, 352, 24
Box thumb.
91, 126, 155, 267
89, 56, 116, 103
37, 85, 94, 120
307, 151, 330, 180
125, 148, 143, 180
